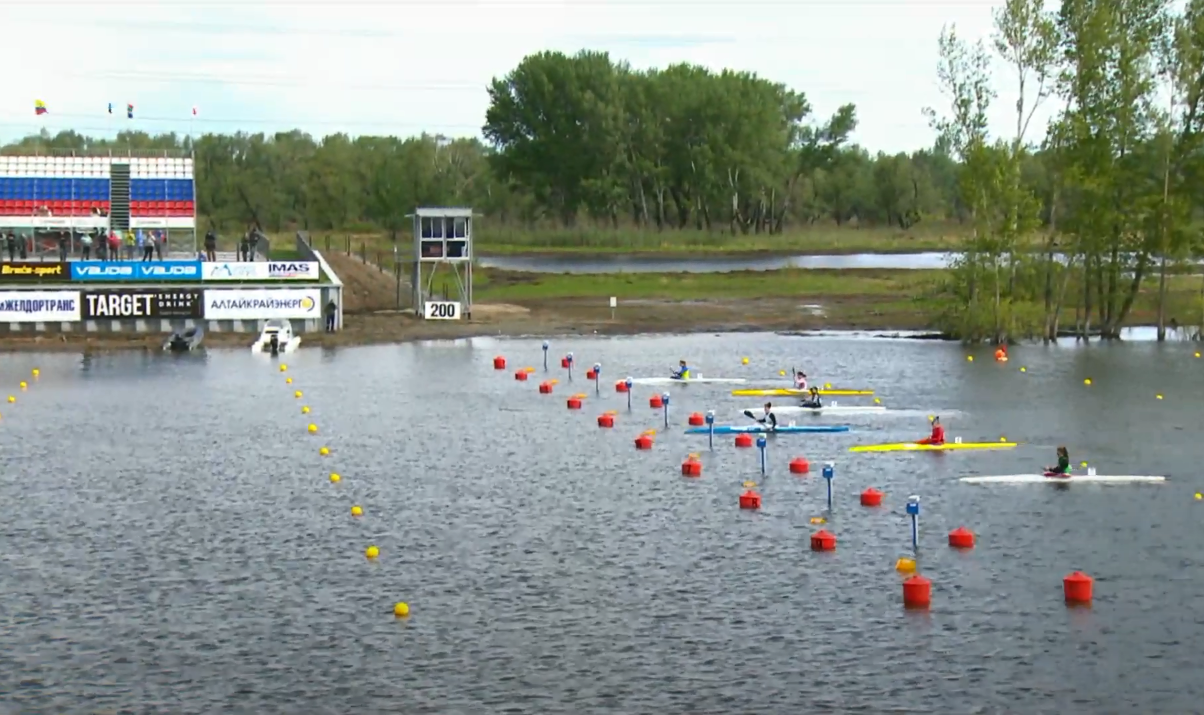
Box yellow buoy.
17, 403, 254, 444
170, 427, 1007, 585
286, 377, 293, 384
1020, 367, 1027, 373
873, 398, 881, 404
365, 546, 379, 559
741, 357, 749, 365
307, 423, 318, 434
1080, 461, 1088, 467
319, 446, 330, 456
1196, 352, 1201, 358
524, 366, 536, 373
7, 396, 14, 403
1195, 493, 1202, 500
280, 364, 288, 372
1156, 394, 1163, 400
967, 355, 974, 362
743, 480, 757, 488
31, 368, 39, 377
294, 390, 303, 398
351, 505, 363, 516
393, 602, 410, 617
329, 472, 341, 483
824, 383, 831, 389
301, 406, 310, 414
642, 429, 656, 436
1084, 378, 1092, 386
19, 381, 27, 389
895, 557, 917, 573
778, 370, 785, 376
1000, 436, 1007, 442
809, 516, 825, 525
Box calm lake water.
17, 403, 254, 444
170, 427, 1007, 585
2, 333, 1203, 713
479, 252, 951, 273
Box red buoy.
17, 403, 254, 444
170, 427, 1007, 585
681, 458, 702, 477
738, 490, 761, 509
561, 357, 570, 368
493, 356, 506, 370
1063, 571, 1094, 604
615, 381, 629, 393
810, 529, 836, 551
597, 414, 615, 428
687, 412, 705, 426
948, 527, 975, 549
734, 433, 754, 448
789, 457, 810, 474
567, 398, 582, 410
514, 370, 528, 381
860, 488, 884, 507
634, 435, 654, 450
539, 382, 553, 394
902, 575, 932, 608
585, 369, 597, 380
649, 395, 664, 409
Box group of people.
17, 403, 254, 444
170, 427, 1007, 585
734, 364, 1072, 478
75, 228, 167, 261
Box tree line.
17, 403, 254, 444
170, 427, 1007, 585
6, 0, 1204, 341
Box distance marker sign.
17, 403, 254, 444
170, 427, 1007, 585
82, 289, 203, 319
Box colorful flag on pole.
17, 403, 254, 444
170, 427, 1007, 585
34, 100, 47, 115
192, 106, 198, 116
108, 103, 113, 114
127, 103, 134, 119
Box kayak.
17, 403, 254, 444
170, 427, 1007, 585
960, 474, 1165, 484
631, 375, 748, 385
741, 405, 886, 416
849, 440, 1016, 453
732, 388, 874, 397
686, 424, 850, 434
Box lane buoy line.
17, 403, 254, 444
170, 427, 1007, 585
273, 363, 409, 620
0, 367, 43, 422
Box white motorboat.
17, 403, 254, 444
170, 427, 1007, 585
251, 319, 301, 355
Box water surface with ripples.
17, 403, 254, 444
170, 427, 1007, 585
2, 333, 1202, 713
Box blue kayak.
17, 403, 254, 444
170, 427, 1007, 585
685, 424, 850, 435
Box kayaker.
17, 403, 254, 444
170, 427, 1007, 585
800, 387, 822, 409
915, 416, 945, 445
755, 402, 778, 431
1045, 446, 1071, 477
794, 370, 808, 390
672, 360, 691, 380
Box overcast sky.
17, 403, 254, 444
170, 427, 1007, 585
1, 0, 1053, 154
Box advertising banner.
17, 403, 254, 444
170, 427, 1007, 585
70, 261, 202, 282
204, 288, 322, 320
81, 289, 203, 319
0, 261, 69, 282
0, 290, 81, 322
201, 261, 320, 281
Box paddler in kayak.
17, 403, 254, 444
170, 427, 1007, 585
743, 402, 778, 431
672, 360, 691, 380
1045, 446, 1071, 478
793, 370, 808, 390
915, 416, 945, 445
800, 387, 822, 409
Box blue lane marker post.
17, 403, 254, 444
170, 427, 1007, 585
565, 352, 573, 382
705, 410, 715, 451
593, 363, 601, 396
542, 341, 549, 372
662, 392, 670, 430
906, 495, 920, 551
756, 436, 767, 475
625, 377, 633, 411
822, 461, 835, 511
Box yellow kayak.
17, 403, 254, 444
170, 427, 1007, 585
849, 441, 1017, 453
731, 388, 874, 397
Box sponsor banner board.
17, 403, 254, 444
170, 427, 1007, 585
0, 261, 69, 282
81, 289, 203, 319
201, 261, 320, 281
0, 290, 81, 322
70, 261, 202, 282
203, 288, 322, 320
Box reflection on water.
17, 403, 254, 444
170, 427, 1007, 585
2, 334, 1203, 712
479, 252, 952, 273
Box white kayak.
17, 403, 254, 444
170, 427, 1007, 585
960, 474, 1166, 484
740, 405, 886, 416
630, 375, 748, 385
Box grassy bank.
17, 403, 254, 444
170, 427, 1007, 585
285, 224, 975, 259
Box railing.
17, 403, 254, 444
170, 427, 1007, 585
0, 148, 195, 159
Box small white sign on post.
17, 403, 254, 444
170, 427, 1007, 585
424, 301, 462, 320
609, 296, 617, 320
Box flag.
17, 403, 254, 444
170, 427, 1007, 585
191, 106, 198, 116
127, 103, 134, 119
108, 103, 112, 114
34, 100, 47, 115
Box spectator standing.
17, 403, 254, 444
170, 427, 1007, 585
142, 232, 155, 261
56, 231, 68, 261
238, 233, 250, 262
155, 230, 165, 260
80, 231, 93, 260
5, 232, 15, 261
204, 229, 217, 261
107, 230, 121, 261
125, 229, 136, 260
325, 299, 337, 332
18, 234, 27, 259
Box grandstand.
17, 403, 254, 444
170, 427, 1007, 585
0, 153, 196, 233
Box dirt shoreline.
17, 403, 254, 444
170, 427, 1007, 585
0, 298, 942, 353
